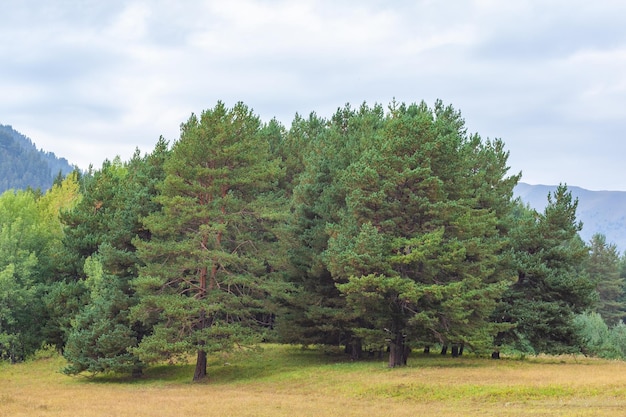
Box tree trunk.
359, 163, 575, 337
440, 344, 448, 355
132, 365, 143, 378
193, 349, 207, 382
451, 344, 459, 357
345, 338, 363, 360
403, 345, 411, 365
388, 333, 408, 367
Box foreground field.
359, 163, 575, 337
2, 345, 626, 417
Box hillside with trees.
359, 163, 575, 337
2, 101, 626, 381
0, 124, 75, 193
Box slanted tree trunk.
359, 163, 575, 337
440, 344, 448, 355
193, 349, 207, 381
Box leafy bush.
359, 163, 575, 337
574, 312, 625, 359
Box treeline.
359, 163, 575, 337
1, 101, 625, 381
0, 124, 75, 194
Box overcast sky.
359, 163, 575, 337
2, 0, 625, 190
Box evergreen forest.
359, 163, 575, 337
0, 124, 75, 194
2, 101, 626, 381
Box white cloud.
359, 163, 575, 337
1, 0, 625, 190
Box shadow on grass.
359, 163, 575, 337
409, 353, 499, 369
77, 345, 532, 386
81, 344, 355, 385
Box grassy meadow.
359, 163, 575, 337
2, 345, 626, 417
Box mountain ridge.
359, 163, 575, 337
0, 124, 75, 193
513, 182, 626, 252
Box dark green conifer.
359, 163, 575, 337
494, 185, 595, 354
132, 102, 284, 381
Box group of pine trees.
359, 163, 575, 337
1, 101, 625, 381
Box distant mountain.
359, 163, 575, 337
514, 183, 626, 253
0, 124, 75, 193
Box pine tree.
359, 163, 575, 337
494, 185, 595, 354
132, 102, 284, 381
325, 101, 519, 366
276, 104, 387, 356
587, 233, 624, 326
61, 142, 168, 376
62, 256, 142, 376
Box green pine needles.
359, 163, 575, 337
0, 100, 612, 381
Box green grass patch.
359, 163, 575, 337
4, 345, 626, 417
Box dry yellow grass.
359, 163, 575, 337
2, 346, 626, 417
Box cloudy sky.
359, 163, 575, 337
2, 0, 625, 190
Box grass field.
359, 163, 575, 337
2, 345, 626, 417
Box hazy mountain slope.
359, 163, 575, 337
0, 124, 75, 193
514, 183, 626, 253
